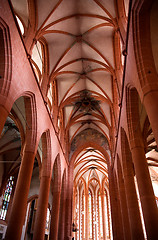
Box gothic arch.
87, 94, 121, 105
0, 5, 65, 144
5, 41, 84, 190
70, 141, 110, 167
17, 92, 37, 153
133, 0, 158, 91
0, 17, 12, 97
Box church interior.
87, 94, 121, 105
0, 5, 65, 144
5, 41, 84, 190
0, 0, 158, 239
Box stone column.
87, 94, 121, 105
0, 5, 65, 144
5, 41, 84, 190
121, 151, 144, 240
108, 166, 123, 240
65, 166, 73, 240
5, 150, 36, 240
101, 191, 107, 240
49, 185, 61, 240
85, 190, 89, 240
33, 175, 51, 240
58, 174, 66, 240
105, 192, 111, 240
93, 190, 97, 240
0, 105, 9, 135
131, 143, 158, 239
78, 189, 81, 240
116, 163, 131, 240
143, 89, 158, 146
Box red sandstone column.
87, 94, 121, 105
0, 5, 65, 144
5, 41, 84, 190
130, 143, 158, 239
79, 189, 81, 240
116, 166, 131, 240
0, 105, 9, 135
85, 190, 89, 240
121, 153, 144, 240
101, 191, 107, 240
65, 166, 73, 239
5, 150, 35, 240
33, 175, 51, 240
106, 193, 111, 239
108, 166, 123, 240
143, 90, 158, 147
93, 191, 97, 238
49, 186, 61, 240
58, 177, 66, 240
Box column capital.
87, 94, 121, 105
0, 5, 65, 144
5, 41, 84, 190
129, 138, 144, 150
142, 82, 158, 97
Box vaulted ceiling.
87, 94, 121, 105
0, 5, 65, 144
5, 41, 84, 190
11, 0, 128, 186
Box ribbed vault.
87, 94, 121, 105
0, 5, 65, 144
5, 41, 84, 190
11, 0, 129, 197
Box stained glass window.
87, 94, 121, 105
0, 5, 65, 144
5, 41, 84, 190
0, 176, 14, 220
45, 208, 50, 235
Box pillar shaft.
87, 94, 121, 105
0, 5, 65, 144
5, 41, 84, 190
5, 151, 35, 240
117, 170, 131, 240
65, 166, 73, 239
0, 105, 9, 135
106, 193, 111, 239
33, 176, 51, 240
49, 187, 61, 240
144, 89, 158, 146
108, 167, 123, 240
122, 154, 144, 240
58, 181, 66, 240
85, 192, 89, 240
131, 145, 158, 239
101, 192, 107, 240
79, 190, 81, 240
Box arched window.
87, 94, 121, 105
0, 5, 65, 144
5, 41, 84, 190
0, 176, 14, 220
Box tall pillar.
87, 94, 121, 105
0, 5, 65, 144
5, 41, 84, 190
65, 166, 73, 240
85, 190, 89, 240
116, 163, 131, 240
58, 173, 66, 240
79, 189, 81, 240
143, 89, 158, 147
121, 151, 144, 240
5, 150, 35, 240
130, 143, 158, 239
108, 166, 123, 240
93, 191, 97, 240
33, 175, 51, 240
105, 192, 111, 240
101, 191, 107, 240
0, 105, 9, 135
49, 185, 61, 240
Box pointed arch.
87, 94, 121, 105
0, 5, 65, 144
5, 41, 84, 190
0, 17, 12, 97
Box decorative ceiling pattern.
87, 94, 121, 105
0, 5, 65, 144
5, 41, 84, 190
11, 0, 127, 186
